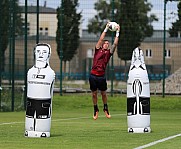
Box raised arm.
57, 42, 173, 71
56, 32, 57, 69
95, 22, 110, 49
110, 24, 120, 54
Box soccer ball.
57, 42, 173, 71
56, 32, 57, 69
108, 22, 118, 32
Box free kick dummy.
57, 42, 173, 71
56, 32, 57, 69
127, 47, 151, 133
25, 43, 55, 137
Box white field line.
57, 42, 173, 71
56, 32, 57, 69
0, 121, 23, 125
53, 113, 125, 121
1, 114, 180, 148
0, 113, 125, 125
134, 133, 181, 149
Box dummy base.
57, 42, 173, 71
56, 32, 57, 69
25, 130, 50, 137
128, 127, 151, 133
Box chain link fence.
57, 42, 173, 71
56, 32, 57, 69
0, 0, 181, 111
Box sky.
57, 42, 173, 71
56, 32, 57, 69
19, 0, 178, 30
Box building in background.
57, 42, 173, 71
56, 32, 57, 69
4, 6, 181, 80
20, 5, 57, 37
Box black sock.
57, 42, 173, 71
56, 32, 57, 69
94, 105, 99, 112
104, 104, 108, 110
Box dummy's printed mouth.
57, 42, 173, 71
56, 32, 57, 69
37, 59, 45, 62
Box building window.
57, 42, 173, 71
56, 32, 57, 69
39, 27, 48, 36
45, 27, 48, 36
165, 49, 171, 58
145, 49, 152, 58
39, 27, 43, 36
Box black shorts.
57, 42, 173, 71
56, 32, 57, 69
89, 74, 107, 91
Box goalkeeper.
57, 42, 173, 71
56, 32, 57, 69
89, 22, 120, 120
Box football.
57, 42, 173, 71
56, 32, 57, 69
108, 22, 118, 32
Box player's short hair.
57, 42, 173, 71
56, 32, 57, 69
103, 39, 109, 43
102, 40, 109, 48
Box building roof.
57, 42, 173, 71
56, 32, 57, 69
81, 29, 181, 43
20, 6, 57, 14
144, 37, 181, 43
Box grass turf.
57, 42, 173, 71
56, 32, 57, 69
0, 94, 180, 149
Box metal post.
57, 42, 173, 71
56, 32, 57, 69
36, 0, 39, 44
59, 0, 63, 96
9, 0, 13, 85
8, 0, 14, 111
89, 58, 92, 74
11, 0, 15, 111
24, 0, 28, 109
163, 0, 167, 98
111, 0, 115, 97
82, 59, 86, 80
163, 0, 179, 97
0, 1, 2, 111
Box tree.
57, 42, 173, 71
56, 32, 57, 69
56, 0, 81, 72
0, 0, 23, 72
87, 0, 120, 36
87, 0, 157, 65
118, 0, 157, 64
169, 1, 181, 37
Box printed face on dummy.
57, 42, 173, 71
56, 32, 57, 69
102, 41, 109, 50
35, 45, 50, 62
133, 48, 144, 62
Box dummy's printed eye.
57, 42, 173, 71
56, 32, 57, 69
43, 50, 47, 53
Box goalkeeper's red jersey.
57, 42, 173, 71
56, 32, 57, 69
91, 47, 112, 76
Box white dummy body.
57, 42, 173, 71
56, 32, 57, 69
127, 47, 151, 133
25, 43, 55, 137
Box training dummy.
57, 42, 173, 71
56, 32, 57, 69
127, 47, 151, 133
25, 43, 55, 137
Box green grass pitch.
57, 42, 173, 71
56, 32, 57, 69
0, 94, 180, 149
